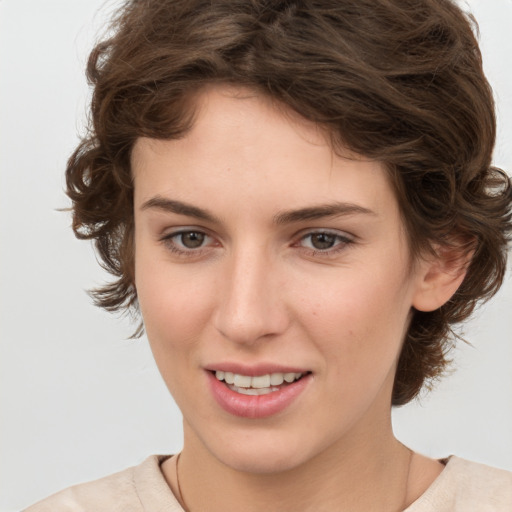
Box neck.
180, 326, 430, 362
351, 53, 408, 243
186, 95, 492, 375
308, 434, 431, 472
167, 420, 413, 512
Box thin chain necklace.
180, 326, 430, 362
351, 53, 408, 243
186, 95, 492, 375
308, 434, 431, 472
400, 447, 414, 511
175, 452, 190, 512
175, 448, 413, 512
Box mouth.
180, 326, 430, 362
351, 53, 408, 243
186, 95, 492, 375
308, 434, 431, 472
213, 370, 307, 396
206, 367, 312, 418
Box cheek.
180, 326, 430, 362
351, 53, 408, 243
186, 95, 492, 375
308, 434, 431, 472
134, 257, 221, 410
134, 253, 217, 350
296, 267, 413, 368
296, 270, 414, 417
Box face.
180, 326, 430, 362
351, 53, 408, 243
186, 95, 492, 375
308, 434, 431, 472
132, 86, 427, 474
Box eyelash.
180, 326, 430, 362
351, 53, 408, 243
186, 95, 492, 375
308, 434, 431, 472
159, 229, 354, 258
295, 231, 354, 257
160, 229, 216, 257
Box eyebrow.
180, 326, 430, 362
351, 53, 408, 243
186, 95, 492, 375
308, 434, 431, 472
140, 197, 220, 223
273, 202, 377, 225
141, 196, 376, 224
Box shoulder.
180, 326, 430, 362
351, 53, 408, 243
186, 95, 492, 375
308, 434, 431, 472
408, 456, 512, 511
23, 455, 182, 512
22, 464, 140, 512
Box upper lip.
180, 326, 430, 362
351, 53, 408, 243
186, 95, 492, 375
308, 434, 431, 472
204, 362, 310, 376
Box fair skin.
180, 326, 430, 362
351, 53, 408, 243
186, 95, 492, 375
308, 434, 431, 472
132, 85, 464, 511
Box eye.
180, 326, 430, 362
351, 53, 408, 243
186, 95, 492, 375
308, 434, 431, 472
297, 230, 353, 254
160, 229, 216, 255
176, 231, 207, 249
306, 233, 338, 250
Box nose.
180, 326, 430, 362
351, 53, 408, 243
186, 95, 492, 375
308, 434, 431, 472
212, 246, 290, 346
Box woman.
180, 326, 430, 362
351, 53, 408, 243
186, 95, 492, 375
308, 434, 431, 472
24, 0, 512, 510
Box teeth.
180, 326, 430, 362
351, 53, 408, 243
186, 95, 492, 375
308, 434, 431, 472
270, 373, 284, 386
231, 386, 280, 395
251, 374, 271, 388
215, 371, 304, 390
233, 374, 252, 387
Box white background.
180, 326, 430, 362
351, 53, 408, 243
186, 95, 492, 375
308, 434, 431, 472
0, 1, 511, 510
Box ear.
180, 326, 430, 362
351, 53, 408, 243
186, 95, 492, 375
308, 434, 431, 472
412, 245, 473, 312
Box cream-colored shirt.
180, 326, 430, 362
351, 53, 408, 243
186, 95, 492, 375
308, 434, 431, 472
24, 455, 512, 511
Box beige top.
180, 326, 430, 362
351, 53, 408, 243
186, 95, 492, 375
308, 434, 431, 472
24, 455, 512, 511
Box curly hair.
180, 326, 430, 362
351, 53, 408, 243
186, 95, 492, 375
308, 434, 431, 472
67, 0, 512, 405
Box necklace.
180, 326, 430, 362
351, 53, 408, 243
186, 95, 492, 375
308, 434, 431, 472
174, 448, 413, 512
175, 452, 190, 512
400, 447, 413, 511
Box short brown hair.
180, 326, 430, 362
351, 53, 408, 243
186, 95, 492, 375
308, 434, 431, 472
67, 0, 512, 405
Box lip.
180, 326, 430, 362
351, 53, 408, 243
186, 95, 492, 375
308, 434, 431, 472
206, 368, 312, 419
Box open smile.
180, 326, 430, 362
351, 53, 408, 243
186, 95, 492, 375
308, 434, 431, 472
207, 368, 312, 418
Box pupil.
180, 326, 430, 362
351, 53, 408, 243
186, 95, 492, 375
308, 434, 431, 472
311, 233, 335, 250
181, 232, 204, 248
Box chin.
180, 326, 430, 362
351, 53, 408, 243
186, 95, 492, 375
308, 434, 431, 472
201, 428, 316, 475
219, 448, 306, 475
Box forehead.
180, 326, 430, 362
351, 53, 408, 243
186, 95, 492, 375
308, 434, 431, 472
131, 85, 397, 219
132, 85, 334, 169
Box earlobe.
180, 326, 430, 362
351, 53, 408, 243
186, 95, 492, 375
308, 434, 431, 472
412, 247, 472, 312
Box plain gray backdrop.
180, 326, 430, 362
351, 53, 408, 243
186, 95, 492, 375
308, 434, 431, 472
1, 1, 511, 510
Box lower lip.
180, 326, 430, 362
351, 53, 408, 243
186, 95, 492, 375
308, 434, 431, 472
207, 372, 311, 419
